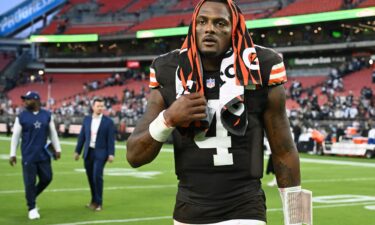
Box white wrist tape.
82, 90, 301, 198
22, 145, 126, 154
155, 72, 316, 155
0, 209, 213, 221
279, 186, 313, 225
149, 110, 175, 142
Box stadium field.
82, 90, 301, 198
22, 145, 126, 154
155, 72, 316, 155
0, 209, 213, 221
0, 136, 374, 225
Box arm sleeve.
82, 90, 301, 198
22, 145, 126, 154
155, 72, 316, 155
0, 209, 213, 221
149, 59, 160, 89
107, 119, 115, 156
257, 46, 287, 87
49, 115, 62, 152
75, 118, 86, 154
10, 117, 22, 157
266, 51, 287, 86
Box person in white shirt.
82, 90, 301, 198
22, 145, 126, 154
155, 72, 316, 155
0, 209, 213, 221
74, 98, 115, 211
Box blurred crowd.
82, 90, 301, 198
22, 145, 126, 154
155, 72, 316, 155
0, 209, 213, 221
288, 58, 374, 121
1, 60, 374, 142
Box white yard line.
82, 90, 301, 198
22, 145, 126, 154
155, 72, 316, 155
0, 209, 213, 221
0, 184, 176, 194
51, 216, 172, 225
2, 175, 375, 194
50, 202, 375, 225
300, 158, 375, 168
0, 137, 173, 151
303, 177, 375, 183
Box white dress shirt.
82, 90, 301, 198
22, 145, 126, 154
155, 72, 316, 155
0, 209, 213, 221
90, 114, 103, 148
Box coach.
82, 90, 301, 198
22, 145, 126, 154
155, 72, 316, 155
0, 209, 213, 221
9, 91, 62, 220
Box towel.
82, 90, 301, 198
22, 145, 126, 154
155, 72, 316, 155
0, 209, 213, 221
177, 0, 262, 136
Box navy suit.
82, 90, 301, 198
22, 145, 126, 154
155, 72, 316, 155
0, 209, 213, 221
75, 115, 115, 205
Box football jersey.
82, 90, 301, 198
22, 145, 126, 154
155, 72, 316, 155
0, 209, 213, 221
18, 109, 51, 163
150, 46, 287, 223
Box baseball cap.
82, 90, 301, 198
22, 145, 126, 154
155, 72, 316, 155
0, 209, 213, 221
21, 91, 40, 100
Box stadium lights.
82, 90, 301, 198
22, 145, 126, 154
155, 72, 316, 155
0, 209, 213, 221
29, 34, 98, 43
136, 7, 375, 39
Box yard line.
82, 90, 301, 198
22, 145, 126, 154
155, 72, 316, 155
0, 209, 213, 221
267, 201, 375, 212
51, 216, 171, 225
2, 175, 375, 194
1, 136, 373, 164
303, 177, 375, 183
0, 184, 176, 194
50, 202, 375, 225
300, 158, 375, 168
0, 137, 173, 151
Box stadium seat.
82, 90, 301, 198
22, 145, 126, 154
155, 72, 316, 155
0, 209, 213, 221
272, 0, 343, 17
358, 0, 375, 8
6, 74, 111, 107
126, 0, 158, 13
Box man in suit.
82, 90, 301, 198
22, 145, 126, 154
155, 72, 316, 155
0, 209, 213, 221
9, 91, 62, 220
74, 97, 115, 211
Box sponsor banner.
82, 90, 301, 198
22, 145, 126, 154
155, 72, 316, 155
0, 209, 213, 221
290, 56, 346, 66
0, 0, 66, 36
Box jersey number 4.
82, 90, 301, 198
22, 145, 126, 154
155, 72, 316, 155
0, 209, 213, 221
194, 100, 233, 166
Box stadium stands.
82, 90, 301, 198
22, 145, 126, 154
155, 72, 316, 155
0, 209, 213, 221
40, 0, 373, 34
341, 68, 374, 97
7, 73, 111, 106
129, 13, 193, 31
358, 0, 375, 8
81, 79, 147, 100
169, 0, 200, 11
284, 75, 327, 90
97, 0, 134, 14
64, 23, 132, 35
0, 55, 13, 72
126, 0, 158, 13
41, 21, 61, 35
272, 0, 343, 17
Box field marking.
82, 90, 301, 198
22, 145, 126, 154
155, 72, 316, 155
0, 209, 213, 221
0, 184, 176, 194
365, 205, 375, 210
1, 175, 375, 194
51, 216, 171, 225
300, 158, 375, 168
1, 136, 373, 166
303, 177, 375, 183
0, 137, 173, 151
50, 202, 375, 225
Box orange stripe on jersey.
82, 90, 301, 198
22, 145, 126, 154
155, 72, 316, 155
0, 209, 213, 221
269, 62, 287, 85
149, 68, 159, 88
269, 76, 287, 85
149, 81, 159, 88
270, 66, 285, 75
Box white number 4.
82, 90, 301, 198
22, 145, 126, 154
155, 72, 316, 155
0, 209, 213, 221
194, 100, 233, 166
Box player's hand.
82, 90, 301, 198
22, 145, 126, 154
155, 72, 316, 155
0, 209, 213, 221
107, 155, 114, 163
55, 151, 61, 160
164, 93, 207, 127
9, 156, 16, 166
74, 152, 80, 161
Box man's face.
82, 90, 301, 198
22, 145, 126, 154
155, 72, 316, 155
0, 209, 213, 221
24, 99, 38, 111
195, 1, 232, 58
92, 101, 104, 115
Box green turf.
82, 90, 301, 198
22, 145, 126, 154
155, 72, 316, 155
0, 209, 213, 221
0, 136, 374, 225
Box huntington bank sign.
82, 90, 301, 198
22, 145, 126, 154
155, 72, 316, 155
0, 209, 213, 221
0, 0, 66, 37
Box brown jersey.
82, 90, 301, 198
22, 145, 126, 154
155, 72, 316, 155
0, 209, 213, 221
149, 45, 287, 224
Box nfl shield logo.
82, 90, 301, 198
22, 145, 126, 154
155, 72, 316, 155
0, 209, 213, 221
206, 78, 215, 89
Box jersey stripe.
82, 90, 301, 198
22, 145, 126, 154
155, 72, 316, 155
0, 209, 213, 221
149, 68, 160, 88
269, 62, 287, 85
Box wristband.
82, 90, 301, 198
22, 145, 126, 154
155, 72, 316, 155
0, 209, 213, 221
279, 186, 312, 225
149, 110, 175, 142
